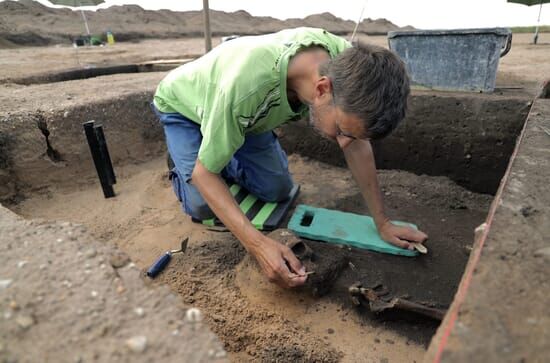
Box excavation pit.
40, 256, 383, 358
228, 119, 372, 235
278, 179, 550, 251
0, 71, 533, 362
1, 61, 191, 86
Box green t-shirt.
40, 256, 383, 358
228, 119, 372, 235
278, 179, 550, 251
154, 27, 351, 173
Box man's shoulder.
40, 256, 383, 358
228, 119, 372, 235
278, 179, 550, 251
277, 27, 352, 55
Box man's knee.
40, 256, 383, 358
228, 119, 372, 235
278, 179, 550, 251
184, 198, 215, 221
254, 175, 294, 202
170, 170, 215, 221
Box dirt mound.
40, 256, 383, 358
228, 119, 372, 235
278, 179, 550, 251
0, 205, 226, 363
360, 18, 406, 34
0, 0, 412, 47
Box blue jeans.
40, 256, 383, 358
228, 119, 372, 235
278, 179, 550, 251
152, 104, 294, 220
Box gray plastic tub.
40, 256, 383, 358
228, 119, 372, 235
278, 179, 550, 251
388, 28, 512, 92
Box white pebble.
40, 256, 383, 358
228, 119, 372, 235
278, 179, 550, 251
125, 336, 147, 353
474, 223, 487, 235
171, 329, 179, 336
56, 238, 63, 243
16, 315, 35, 329
90, 290, 98, 298
185, 308, 203, 324
17, 261, 28, 269
85, 249, 97, 258
534, 247, 550, 259
0, 279, 13, 290
133, 307, 145, 317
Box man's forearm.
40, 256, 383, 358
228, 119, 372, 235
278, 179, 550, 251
192, 160, 307, 286
191, 160, 264, 252
341, 139, 388, 229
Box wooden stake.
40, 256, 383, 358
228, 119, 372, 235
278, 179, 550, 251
202, 0, 212, 52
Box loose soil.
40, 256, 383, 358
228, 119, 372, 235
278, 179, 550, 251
0, 206, 226, 363
11, 154, 492, 362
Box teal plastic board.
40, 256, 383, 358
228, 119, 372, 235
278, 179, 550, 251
288, 204, 419, 257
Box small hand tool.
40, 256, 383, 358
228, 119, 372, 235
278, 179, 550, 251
289, 271, 315, 279
146, 238, 188, 278
411, 243, 428, 254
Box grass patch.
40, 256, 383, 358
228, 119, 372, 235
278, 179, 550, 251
511, 25, 550, 33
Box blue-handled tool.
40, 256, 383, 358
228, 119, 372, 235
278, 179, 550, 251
146, 238, 188, 278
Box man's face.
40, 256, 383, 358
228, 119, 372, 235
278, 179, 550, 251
308, 99, 365, 142
307, 76, 366, 142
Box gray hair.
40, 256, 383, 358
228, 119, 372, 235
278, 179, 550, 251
320, 42, 410, 140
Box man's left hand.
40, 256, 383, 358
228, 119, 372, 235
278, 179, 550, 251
378, 220, 428, 250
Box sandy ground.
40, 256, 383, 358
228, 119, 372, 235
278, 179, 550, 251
1, 33, 549, 92
0, 38, 211, 83
11, 154, 492, 362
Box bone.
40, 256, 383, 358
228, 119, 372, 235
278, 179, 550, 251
349, 284, 447, 321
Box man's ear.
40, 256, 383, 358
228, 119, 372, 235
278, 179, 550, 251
315, 76, 332, 100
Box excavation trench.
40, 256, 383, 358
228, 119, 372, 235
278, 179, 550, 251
0, 79, 530, 362
1, 62, 187, 86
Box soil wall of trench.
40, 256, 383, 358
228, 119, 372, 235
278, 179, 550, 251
279, 92, 531, 195
0, 89, 530, 204
0, 91, 163, 203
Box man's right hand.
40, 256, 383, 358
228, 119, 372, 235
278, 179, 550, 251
191, 160, 307, 289
251, 236, 308, 288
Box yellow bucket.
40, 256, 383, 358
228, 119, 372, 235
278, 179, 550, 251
107, 31, 115, 45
